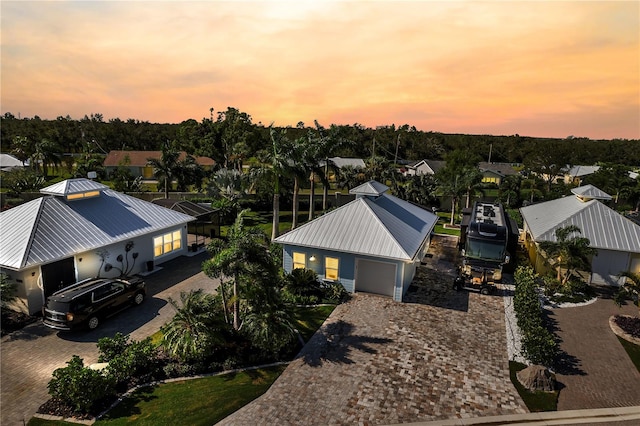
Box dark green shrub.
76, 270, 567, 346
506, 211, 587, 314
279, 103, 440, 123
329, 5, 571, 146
47, 355, 115, 413
283, 268, 323, 302
98, 333, 158, 384
323, 281, 350, 303
522, 325, 559, 366
513, 266, 559, 367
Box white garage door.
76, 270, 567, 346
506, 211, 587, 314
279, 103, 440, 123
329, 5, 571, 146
355, 259, 397, 297
591, 250, 629, 286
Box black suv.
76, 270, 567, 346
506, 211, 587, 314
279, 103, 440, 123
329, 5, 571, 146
42, 277, 145, 331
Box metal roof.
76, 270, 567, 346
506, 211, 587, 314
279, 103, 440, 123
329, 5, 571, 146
0, 185, 195, 270
40, 178, 109, 196
571, 184, 612, 200
151, 199, 218, 218
320, 157, 365, 169
349, 180, 389, 197
274, 191, 438, 261
520, 194, 640, 253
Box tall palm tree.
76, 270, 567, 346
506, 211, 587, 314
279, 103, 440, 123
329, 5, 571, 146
147, 141, 179, 198
202, 210, 273, 330
161, 290, 224, 362
539, 225, 597, 285
435, 170, 468, 226
266, 126, 294, 240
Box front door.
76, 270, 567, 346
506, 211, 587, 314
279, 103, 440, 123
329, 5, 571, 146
42, 257, 76, 297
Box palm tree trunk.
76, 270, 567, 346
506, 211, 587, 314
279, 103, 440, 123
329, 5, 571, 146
323, 160, 329, 211
292, 176, 300, 230
164, 177, 169, 199
220, 281, 229, 325
450, 197, 456, 226
308, 172, 315, 221
272, 193, 280, 240
233, 274, 239, 330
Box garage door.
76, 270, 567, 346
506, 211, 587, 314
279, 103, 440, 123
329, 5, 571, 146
591, 250, 628, 286
355, 259, 396, 297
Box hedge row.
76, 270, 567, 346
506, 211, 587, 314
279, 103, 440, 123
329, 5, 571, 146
513, 266, 559, 367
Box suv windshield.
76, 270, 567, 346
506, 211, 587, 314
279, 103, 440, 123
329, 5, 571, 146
465, 239, 505, 261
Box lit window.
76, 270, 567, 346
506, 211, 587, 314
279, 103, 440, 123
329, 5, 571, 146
66, 191, 101, 201
154, 229, 182, 257
293, 252, 306, 269
325, 257, 339, 280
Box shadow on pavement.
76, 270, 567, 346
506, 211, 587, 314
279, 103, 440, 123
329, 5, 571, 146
298, 320, 392, 367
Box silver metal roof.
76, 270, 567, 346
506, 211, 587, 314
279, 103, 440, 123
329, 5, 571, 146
571, 184, 611, 200
40, 178, 109, 196
274, 192, 437, 261
349, 180, 389, 197
323, 157, 365, 169
0, 186, 195, 270
520, 195, 640, 253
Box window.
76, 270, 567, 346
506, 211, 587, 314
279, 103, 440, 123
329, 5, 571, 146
154, 229, 182, 257
325, 257, 339, 281
293, 252, 306, 269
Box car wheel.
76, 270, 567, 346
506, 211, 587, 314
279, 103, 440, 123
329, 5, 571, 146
133, 292, 144, 305
480, 287, 490, 295
87, 316, 99, 330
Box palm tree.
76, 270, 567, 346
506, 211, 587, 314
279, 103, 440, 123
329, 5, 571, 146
161, 290, 224, 362
617, 271, 640, 317
147, 141, 179, 198
460, 167, 484, 209
266, 125, 294, 240
435, 169, 468, 226
31, 138, 62, 177
539, 225, 598, 285
202, 210, 273, 330
174, 155, 204, 192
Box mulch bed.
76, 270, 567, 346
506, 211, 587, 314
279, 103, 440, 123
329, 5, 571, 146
1, 309, 38, 337
614, 315, 640, 339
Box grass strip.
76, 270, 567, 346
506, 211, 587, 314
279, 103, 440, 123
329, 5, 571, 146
291, 305, 336, 342
616, 335, 640, 372
509, 361, 558, 412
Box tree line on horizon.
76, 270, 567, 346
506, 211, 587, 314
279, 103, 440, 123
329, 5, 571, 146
1, 108, 639, 169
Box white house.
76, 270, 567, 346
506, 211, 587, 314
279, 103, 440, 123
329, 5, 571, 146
274, 180, 438, 301
404, 159, 446, 176
0, 153, 27, 171
0, 178, 195, 314
520, 185, 640, 286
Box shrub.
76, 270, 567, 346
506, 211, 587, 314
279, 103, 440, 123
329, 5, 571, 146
283, 268, 323, 302
323, 281, 350, 304
48, 355, 116, 413
98, 333, 158, 384
513, 266, 559, 367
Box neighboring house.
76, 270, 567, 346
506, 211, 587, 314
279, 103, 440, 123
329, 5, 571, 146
404, 159, 446, 176
274, 180, 438, 301
563, 165, 601, 185
319, 157, 366, 169
520, 184, 640, 286
478, 162, 518, 185
0, 178, 195, 314
0, 153, 27, 171
103, 150, 215, 179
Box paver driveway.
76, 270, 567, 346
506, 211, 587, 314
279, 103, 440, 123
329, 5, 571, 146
220, 236, 527, 425
0, 251, 218, 426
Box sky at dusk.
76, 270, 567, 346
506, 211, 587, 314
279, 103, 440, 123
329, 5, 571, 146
1, 1, 639, 140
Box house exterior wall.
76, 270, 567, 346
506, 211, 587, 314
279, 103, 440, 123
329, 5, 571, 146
282, 245, 413, 302
2, 225, 188, 315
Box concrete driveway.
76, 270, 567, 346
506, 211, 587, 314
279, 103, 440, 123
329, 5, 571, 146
219, 237, 528, 425
0, 251, 219, 426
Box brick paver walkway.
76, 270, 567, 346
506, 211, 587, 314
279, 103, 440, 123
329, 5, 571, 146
0, 252, 218, 426
550, 295, 640, 410
219, 236, 527, 425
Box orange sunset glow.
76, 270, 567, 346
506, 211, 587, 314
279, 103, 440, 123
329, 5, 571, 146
1, 1, 638, 140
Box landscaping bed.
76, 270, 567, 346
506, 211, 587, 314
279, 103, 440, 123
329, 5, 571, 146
1, 308, 38, 336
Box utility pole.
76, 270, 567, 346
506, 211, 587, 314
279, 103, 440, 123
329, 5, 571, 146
488, 143, 492, 163
394, 133, 401, 165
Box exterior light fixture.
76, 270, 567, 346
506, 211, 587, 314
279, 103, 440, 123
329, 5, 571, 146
309, 255, 317, 262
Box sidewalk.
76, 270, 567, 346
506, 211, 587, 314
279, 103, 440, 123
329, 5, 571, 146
391, 405, 640, 425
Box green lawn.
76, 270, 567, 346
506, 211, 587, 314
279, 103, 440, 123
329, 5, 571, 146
617, 336, 640, 372
509, 361, 558, 412
292, 305, 336, 342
